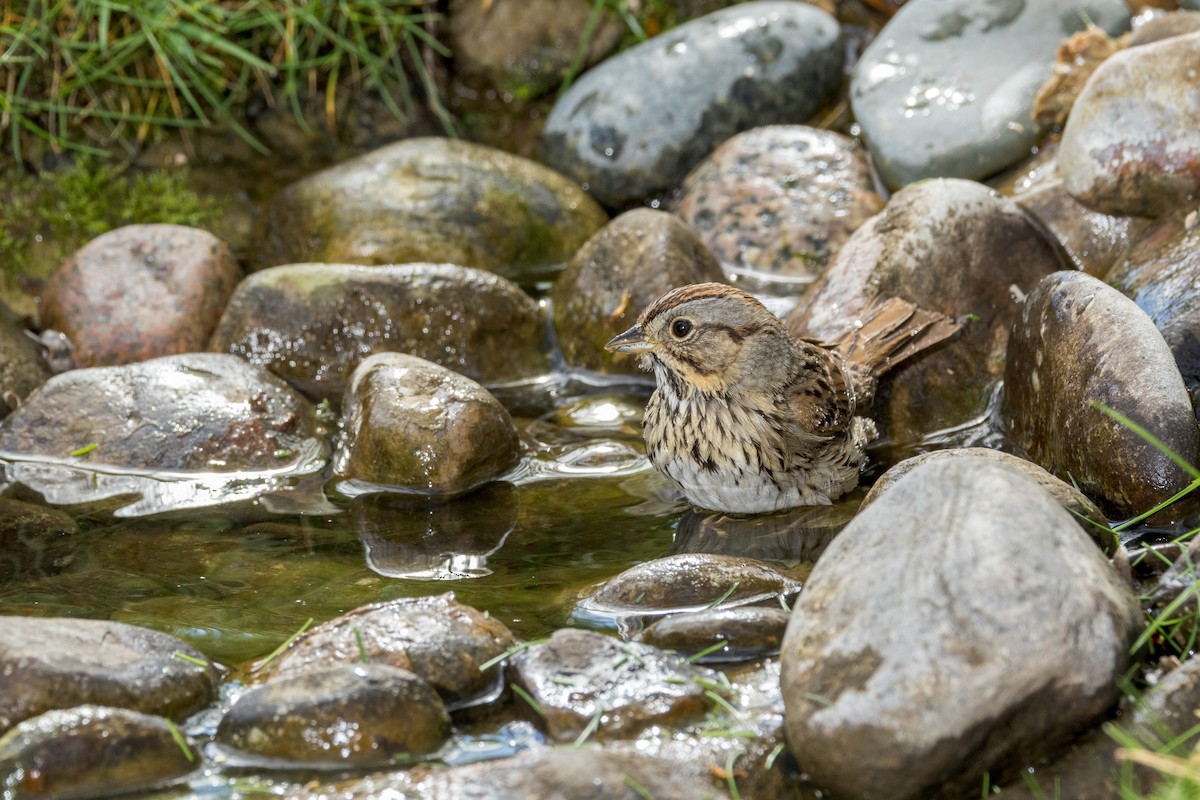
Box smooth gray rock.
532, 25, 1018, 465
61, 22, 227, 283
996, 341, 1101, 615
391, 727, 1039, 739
851, 0, 1129, 189
542, 1, 843, 208
333, 353, 518, 497
1060, 32, 1200, 216
780, 457, 1141, 800
1003, 271, 1200, 518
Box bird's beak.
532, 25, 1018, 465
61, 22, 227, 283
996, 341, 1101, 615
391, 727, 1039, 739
605, 324, 653, 354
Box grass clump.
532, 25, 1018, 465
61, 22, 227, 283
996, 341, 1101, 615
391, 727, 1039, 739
0, 0, 451, 162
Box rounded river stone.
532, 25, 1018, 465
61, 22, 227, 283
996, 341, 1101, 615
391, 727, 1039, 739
210, 262, 548, 399
216, 664, 449, 764
1015, 178, 1140, 277
40, 224, 241, 368
0, 616, 218, 736
551, 208, 726, 374
0, 303, 50, 418
333, 353, 519, 496
252, 137, 607, 281
541, 1, 843, 208
638, 606, 791, 663
0, 498, 80, 582
780, 457, 1141, 800
1003, 270, 1200, 518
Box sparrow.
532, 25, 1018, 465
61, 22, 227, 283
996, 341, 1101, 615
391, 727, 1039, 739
605, 283, 959, 514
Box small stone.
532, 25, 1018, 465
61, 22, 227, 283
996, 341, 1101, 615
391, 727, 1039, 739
1003, 270, 1200, 517
0, 498, 80, 581
216, 664, 449, 765
551, 209, 726, 374
0, 706, 198, 799
40, 224, 241, 367
0, 302, 50, 418
638, 606, 791, 663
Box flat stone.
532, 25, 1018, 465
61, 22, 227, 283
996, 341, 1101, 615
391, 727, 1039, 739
851, 0, 1129, 188
541, 1, 843, 208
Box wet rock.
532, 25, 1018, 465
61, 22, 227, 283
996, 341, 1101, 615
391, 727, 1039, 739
862, 448, 1113, 551
0, 498, 80, 581
1145, 535, 1200, 628
780, 457, 1142, 800
0, 304, 50, 418
673, 125, 884, 280
551, 209, 726, 374
670, 504, 850, 564
1128, 9, 1200, 46
541, 1, 843, 208
1059, 32, 1200, 216
210, 262, 548, 400
330, 747, 733, 799
333, 353, 518, 497
0, 617, 218, 735
1107, 211, 1200, 410
507, 628, 715, 741
1015, 178, 1142, 277
354, 484, 518, 580
638, 606, 791, 663
216, 664, 449, 765
578, 553, 802, 621
0, 705, 197, 799
252, 138, 607, 282
447, 0, 622, 100
40, 225, 241, 368
850, 0, 1129, 189
1003, 270, 1200, 518
259, 594, 516, 708
786, 179, 1066, 456
0, 352, 324, 472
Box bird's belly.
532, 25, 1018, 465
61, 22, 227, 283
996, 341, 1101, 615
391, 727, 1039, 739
658, 454, 834, 514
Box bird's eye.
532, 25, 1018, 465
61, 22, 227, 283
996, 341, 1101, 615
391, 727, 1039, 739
671, 318, 694, 339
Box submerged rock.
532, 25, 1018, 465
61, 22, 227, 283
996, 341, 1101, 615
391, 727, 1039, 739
786, 178, 1066, 457
0, 498, 80, 581
506, 628, 715, 741
1003, 271, 1200, 518
541, 1, 843, 207
333, 353, 518, 497
850, 0, 1129, 188
258, 594, 516, 708
252, 138, 607, 282
0, 617, 218, 736
1059, 31, 1200, 217
674, 125, 883, 280
210, 263, 548, 400
216, 664, 449, 765
40, 225, 241, 368
780, 457, 1141, 800
0, 705, 198, 799
551, 209, 726, 374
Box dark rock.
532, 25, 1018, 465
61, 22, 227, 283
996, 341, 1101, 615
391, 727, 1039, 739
673, 125, 883, 280
257, 594, 516, 708
670, 504, 851, 564
1003, 270, 1200, 518
447, 0, 622, 100
252, 138, 607, 282
785, 178, 1066, 458
0, 705, 197, 799
216, 664, 449, 765
210, 262, 548, 400
862, 448, 1113, 552
40, 225, 241, 368
1059, 32, 1200, 216
507, 628, 715, 741
1015, 177, 1143, 277
0, 498, 80, 581
0, 617, 218, 736
0, 303, 50, 418
638, 606, 791, 663
551, 209, 726, 374
780, 457, 1141, 800
354, 484, 518, 580
541, 1, 843, 208
332, 353, 518, 497
578, 553, 802, 620
0, 352, 324, 471
850, 0, 1129, 189
1107, 211, 1200, 411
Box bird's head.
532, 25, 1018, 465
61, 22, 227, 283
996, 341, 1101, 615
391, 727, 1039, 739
604, 283, 792, 395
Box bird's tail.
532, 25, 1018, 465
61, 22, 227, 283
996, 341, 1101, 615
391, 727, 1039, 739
834, 297, 961, 399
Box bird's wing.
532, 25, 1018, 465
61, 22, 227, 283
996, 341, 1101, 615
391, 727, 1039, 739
783, 344, 856, 440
